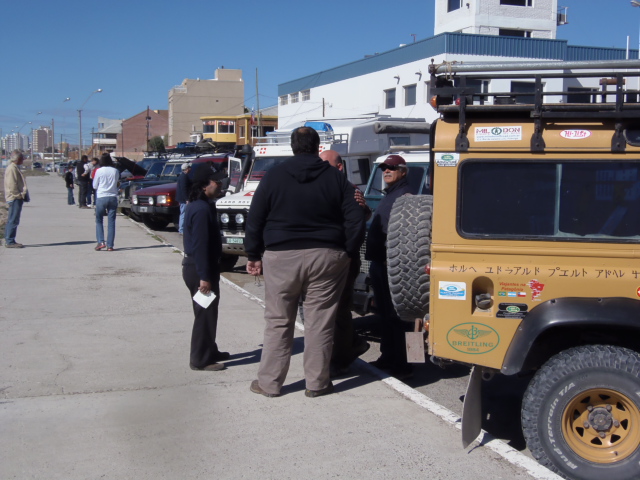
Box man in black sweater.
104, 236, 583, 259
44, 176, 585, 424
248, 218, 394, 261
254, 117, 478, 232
245, 127, 365, 398
365, 154, 414, 379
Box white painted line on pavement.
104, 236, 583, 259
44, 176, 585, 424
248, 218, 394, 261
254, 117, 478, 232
133, 219, 561, 480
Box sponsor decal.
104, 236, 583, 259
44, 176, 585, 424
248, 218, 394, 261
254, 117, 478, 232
435, 152, 460, 167
438, 281, 467, 300
475, 126, 523, 142
496, 303, 529, 319
257, 147, 267, 155
528, 279, 545, 301
447, 322, 500, 354
637, 287, 640, 298
244, 191, 255, 196
560, 129, 591, 140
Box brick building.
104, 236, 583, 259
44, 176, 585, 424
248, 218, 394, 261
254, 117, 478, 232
116, 108, 168, 160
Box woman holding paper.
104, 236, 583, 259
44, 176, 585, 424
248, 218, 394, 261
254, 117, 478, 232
182, 166, 229, 371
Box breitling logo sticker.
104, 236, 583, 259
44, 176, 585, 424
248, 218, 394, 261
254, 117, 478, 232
447, 323, 500, 355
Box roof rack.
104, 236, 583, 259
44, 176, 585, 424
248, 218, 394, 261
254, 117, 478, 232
428, 59, 640, 152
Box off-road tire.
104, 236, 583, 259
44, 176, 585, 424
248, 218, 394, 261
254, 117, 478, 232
386, 195, 432, 322
141, 215, 169, 230
522, 345, 640, 480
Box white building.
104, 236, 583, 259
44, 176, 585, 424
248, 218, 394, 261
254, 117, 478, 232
277, 0, 628, 129
435, 0, 562, 38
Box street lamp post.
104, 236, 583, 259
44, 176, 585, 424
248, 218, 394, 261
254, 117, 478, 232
78, 89, 102, 160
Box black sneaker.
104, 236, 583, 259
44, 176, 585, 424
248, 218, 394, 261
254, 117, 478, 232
305, 382, 334, 398
213, 351, 231, 361
5, 243, 23, 248
190, 363, 225, 371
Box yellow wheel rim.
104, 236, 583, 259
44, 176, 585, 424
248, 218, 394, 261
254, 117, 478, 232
562, 388, 640, 464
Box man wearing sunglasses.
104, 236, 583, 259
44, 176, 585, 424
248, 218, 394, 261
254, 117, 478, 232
365, 154, 414, 380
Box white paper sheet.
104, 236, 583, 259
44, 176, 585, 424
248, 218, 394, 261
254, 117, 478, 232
193, 290, 216, 308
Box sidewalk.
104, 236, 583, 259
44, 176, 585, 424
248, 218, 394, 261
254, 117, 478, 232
0, 174, 537, 479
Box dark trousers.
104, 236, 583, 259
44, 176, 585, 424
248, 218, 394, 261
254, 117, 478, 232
369, 260, 411, 370
331, 256, 363, 367
67, 187, 75, 205
182, 261, 222, 368
78, 181, 88, 207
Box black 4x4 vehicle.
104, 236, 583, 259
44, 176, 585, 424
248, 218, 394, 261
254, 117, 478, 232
388, 59, 640, 480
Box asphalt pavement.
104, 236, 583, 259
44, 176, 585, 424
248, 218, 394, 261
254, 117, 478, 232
1, 174, 546, 479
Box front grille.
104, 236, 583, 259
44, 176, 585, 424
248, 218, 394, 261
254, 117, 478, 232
137, 195, 152, 205
218, 209, 248, 231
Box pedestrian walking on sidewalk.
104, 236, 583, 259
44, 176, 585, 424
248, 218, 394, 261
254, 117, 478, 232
182, 168, 229, 371
4, 150, 30, 248
92, 153, 120, 251
64, 166, 75, 205
245, 127, 365, 398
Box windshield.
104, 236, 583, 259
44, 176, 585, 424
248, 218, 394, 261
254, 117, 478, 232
365, 164, 430, 197
159, 163, 183, 179
145, 162, 165, 178
228, 157, 243, 190
248, 156, 288, 182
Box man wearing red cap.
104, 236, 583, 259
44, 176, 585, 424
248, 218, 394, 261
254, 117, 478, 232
365, 154, 414, 379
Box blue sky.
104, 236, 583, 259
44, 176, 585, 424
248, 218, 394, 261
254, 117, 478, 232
1, 0, 639, 146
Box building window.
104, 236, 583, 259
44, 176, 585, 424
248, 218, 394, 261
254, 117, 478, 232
290, 92, 299, 104
218, 120, 235, 134
203, 120, 215, 133
384, 88, 396, 109
239, 126, 245, 138
404, 84, 417, 106
499, 28, 531, 37
500, 0, 533, 5
567, 87, 598, 104
302, 90, 310, 101
511, 81, 537, 104
280, 95, 288, 106
448, 0, 462, 12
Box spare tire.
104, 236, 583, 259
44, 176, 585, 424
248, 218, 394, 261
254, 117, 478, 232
386, 195, 433, 322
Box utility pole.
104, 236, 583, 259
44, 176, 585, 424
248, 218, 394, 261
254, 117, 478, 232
146, 106, 151, 152
256, 68, 261, 137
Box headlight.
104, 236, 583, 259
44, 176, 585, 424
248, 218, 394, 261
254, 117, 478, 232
149, 197, 154, 205
157, 195, 167, 205
220, 213, 229, 223
132, 195, 138, 205
235, 213, 244, 224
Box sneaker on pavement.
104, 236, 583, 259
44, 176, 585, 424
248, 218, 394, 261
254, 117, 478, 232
5, 242, 24, 248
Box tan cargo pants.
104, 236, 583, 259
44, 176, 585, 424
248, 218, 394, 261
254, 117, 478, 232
257, 247, 349, 394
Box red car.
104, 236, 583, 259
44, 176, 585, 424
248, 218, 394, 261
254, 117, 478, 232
131, 154, 229, 230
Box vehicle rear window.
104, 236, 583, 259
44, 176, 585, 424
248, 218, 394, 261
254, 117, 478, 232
459, 160, 640, 242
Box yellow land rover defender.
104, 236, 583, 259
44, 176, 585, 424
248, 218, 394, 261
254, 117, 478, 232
388, 59, 640, 480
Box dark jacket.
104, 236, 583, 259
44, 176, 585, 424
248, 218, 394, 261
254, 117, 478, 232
244, 153, 365, 261
365, 177, 412, 263
183, 199, 222, 283
76, 162, 89, 183
176, 171, 192, 204
64, 171, 74, 189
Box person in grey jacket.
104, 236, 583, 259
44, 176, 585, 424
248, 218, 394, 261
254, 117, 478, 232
4, 150, 29, 248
